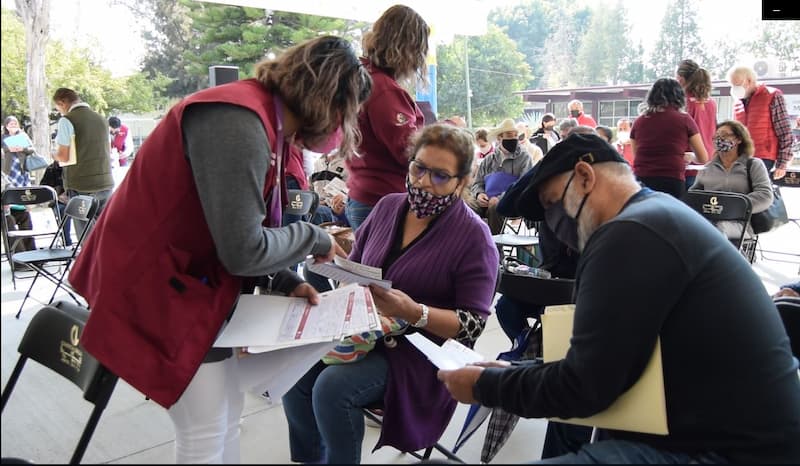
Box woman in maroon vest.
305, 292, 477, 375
69, 36, 372, 463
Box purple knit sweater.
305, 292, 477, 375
350, 192, 499, 453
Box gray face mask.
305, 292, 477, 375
544, 172, 588, 252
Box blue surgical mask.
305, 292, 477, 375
544, 171, 589, 252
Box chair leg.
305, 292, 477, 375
1, 358, 27, 412
69, 404, 105, 464
16, 270, 42, 319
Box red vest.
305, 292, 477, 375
111, 124, 129, 154
733, 84, 780, 162
69, 79, 281, 408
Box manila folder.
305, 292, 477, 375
541, 305, 668, 435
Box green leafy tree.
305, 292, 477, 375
541, 2, 593, 88
648, 0, 706, 80
1, 8, 28, 121
489, 0, 555, 89
437, 25, 532, 127
747, 21, 800, 76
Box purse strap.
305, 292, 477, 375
745, 157, 753, 193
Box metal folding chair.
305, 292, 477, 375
1, 186, 61, 289
684, 190, 754, 261
1, 301, 119, 464
285, 189, 319, 219
12, 195, 99, 318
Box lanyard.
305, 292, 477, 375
268, 96, 285, 227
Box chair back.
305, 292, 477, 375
285, 189, 319, 217
684, 190, 752, 250
775, 296, 800, 359
1, 185, 59, 207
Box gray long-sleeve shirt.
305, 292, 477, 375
181, 103, 331, 278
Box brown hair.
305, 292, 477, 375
677, 59, 712, 101
407, 124, 476, 199
363, 5, 429, 84
474, 128, 489, 143
255, 36, 372, 157
52, 88, 80, 105
716, 120, 754, 158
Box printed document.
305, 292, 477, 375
406, 333, 484, 370
305, 256, 392, 289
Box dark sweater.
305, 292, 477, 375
476, 189, 800, 463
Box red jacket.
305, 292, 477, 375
734, 84, 780, 162
346, 58, 423, 206
69, 79, 280, 408
111, 124, 129, 153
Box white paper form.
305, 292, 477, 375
236, 341, 337, 401
277, 283, 374, 341
406, 333, 485, 370
323, 177, 349, 197
305, 257, 392, 289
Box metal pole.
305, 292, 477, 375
464, 36, 472, 129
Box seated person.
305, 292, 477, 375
309, 148, 350, 226
282, 124, 499, 464
471, 118, 533, 234
439, 133, 800, 464
690, 120, 773, 241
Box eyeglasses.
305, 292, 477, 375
409, 160, 459, 186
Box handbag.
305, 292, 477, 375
24, 152, 49, 172
746, 158, 789, 234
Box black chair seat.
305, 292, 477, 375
13, 248, 75, 264
497, 271, 575, 306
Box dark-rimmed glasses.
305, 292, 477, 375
409, 160, 459, 186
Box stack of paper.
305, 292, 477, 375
305, 256, 392, 289
214, 282, 380, 353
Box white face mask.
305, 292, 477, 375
617, 131, 630, 143
730, 85, 747, 100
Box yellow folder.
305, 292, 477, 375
541, 305, 669, 435
59, 134, 78, 167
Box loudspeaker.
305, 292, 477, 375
209, 65, 239, 87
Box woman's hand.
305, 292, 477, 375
312, 234, 347, 263
369, 285, 418, 321
289, 282, 320, 305
331, 193, 346, 215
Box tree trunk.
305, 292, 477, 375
15, 0, 51, 163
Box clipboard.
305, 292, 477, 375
541, 305, 669, 435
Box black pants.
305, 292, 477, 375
637, 176, 685, 199
6, 209, 35, 252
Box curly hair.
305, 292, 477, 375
716, 120, 755, 158
641, 78, 686, 115
362, 5, 430, 84
677, 59, 712, 101
255, 36, 372, 157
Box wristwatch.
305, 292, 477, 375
412, 303, 429, 328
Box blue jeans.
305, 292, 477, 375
345, 198, 374, 232
282, 351, 388, 464
535, 439, 727, 464
495, 295, 544, 345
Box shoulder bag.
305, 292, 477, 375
24, 152, 49, 172
746, 158, 789, 234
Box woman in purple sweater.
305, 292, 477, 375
282, 124, 499, 463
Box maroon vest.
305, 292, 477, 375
70, 79, 280, 408
733, 84, 780, 162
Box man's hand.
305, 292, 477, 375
773, 168, 786, 180
488, 196, 500, 208
331, 193, 346, 215
289, 282, 320, 305
438, 366, 485, 404
477, 193, 489, 208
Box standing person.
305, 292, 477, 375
1, 115, 37, 256
567, 99, 597, 128
630, 78, 708, 198
438, 133, 800, 464
108, 116, 135, 167
345, 4, 429, 230
282, 124, 499, 464
677, 59, 717, 190
52, 88, 115, 237
615, 118, 634, 166
531, 113, 560, 155
67, 36, 371, 464
728, 65, 793, 181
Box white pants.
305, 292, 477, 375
167, 357, 244, 463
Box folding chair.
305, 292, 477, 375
1, 185, 61, 289
12, 195, 99, 319
684, 190, 753, 261
285, 189, 319, 219
1, 301, 119, 464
